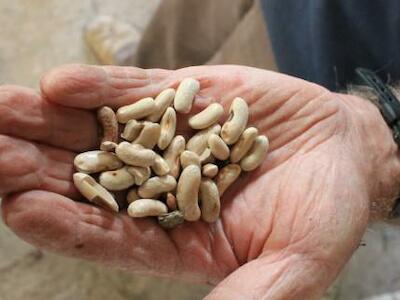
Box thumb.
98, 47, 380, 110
205, 252, 334, 300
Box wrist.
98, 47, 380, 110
338, 92, 400, 220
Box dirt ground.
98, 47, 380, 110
0, 1, 400, 299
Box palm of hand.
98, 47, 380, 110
1, 65, 373, 299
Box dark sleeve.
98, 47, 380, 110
260, 0, 400, 91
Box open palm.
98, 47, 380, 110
1, 64, 398, 299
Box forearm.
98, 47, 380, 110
337, 92, 400, 220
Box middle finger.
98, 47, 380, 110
0, 85, 98, 152
0, 134, 78, 198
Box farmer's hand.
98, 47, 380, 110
1, 64, 399, 300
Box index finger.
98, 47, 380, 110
39, 64, 247, 110
40, 64, 172, 109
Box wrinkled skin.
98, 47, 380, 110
1, 65, 400, 299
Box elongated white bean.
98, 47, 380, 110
121, 119, 144, 141
240, 135, 269, 171
208, 134, 230, 160
166, 192, 177, 210
73, 173, 118, 212
188, 103, 224, 129
147, 88, 176, 122
128, 199, 168, 217
74, 151, 123, 174
100, 141, 117, 152
99, 166, 135, 191
116, 97, 156, 123
116, 142, 156, 167
127, 188, 139, 204
126, 166, 151, 185
180, 150, 201, 169
133, 121, 161, 148
230, 127, 258, 163
199, 148, 215, 164
174, 78, 200, 113
151, 154, 171, 176
157, 107, 176, 150
138, 175, 177, 199
221, 97, 249, 144
215, 164, 242, 196
97, 106, 118, 150
176, 165, 201, 221
200, 178, 220, 223
163, 135, 186, 178
202, 163, 218, 178
186, 124, 221, 155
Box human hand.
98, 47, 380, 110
1, 64, 399, 299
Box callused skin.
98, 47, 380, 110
1, 64, 399, 300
